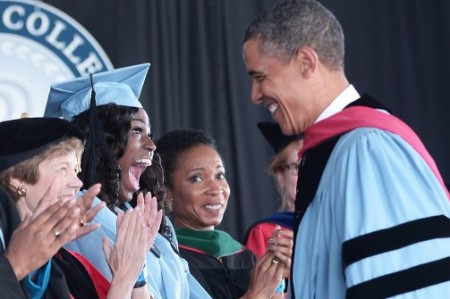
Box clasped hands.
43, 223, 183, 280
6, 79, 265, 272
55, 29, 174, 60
243, 226, 293, 299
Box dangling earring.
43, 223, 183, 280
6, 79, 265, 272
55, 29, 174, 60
16, 186, 27, 197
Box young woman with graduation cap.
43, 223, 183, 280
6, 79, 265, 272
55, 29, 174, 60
0, 117, 153, 298
45, 63, 211, 299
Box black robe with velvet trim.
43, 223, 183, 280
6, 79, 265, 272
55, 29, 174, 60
179, 246, 256, 299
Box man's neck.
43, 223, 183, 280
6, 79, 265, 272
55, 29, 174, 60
313, 70, 355, 123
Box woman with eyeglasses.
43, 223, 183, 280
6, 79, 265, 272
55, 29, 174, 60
244, 122, 302, 296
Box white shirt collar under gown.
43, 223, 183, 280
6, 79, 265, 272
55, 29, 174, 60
65, 192, 211, 299
314, 84, 360, 123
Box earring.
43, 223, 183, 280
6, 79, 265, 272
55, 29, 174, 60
16, 186, 27, 197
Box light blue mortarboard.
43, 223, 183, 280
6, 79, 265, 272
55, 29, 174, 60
44, 63, 150, 119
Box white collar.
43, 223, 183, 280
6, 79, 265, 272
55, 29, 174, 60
315, 84, 360, 123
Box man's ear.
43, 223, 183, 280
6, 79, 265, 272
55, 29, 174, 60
296, 46, 318, 77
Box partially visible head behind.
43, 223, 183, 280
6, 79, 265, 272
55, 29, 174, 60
244, 0, 344, 70
269, 139, 303, 212
45, 63, 156, 208
258, 122, 303, 212
156, 129, 230, 230
269, 140, 302, 175
257, 122, 303, 155
0, 117, 84, 209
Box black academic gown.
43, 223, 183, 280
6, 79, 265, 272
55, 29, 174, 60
179, 246, 256, 299
0, 187, 28, 299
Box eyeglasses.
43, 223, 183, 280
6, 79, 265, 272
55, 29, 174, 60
277, 162, 299, 176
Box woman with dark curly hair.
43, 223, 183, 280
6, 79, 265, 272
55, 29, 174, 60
72, 104, 153, 209
45, 63, 210, 299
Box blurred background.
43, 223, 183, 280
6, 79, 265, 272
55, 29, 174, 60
22, 0, 450, 240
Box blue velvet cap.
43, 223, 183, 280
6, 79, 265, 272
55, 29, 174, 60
44, 63, 150, 119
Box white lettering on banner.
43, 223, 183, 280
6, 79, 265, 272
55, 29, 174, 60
2, 4, 103, 75
0, 0, 112, 121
